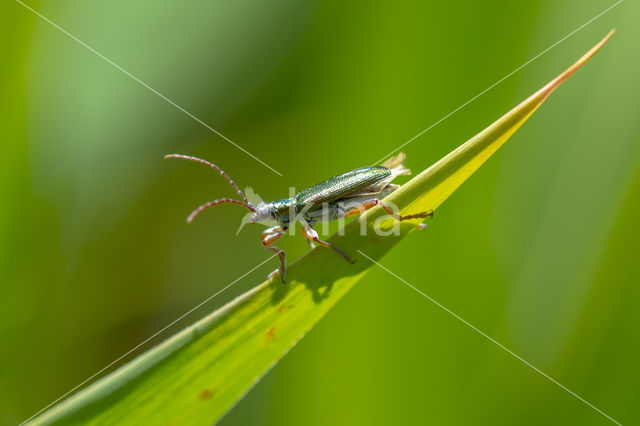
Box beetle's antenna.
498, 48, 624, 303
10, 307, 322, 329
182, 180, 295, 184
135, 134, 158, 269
165, 154, 252, 206
187, 198, 256, 224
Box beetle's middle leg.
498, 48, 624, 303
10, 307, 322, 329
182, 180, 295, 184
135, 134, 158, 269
345, 199, 433, 221
262, 225, 287, 283
301, 224, 355, 264
304, 221, 316, 250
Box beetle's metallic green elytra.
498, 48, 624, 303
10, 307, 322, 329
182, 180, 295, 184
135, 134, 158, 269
165, 153, 432, 282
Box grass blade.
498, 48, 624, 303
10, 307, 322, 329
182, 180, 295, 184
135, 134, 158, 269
28, 30, 613, 426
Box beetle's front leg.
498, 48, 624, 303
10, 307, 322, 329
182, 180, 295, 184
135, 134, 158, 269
262, 225, 287, 283
301, 224, 355, 264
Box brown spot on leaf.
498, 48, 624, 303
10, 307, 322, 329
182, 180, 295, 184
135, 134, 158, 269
276, 304, 292, 313
266, 327, 276, 341
199, 389, 213, 400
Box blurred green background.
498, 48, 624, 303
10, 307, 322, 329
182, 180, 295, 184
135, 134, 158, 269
1, 0, 638, 424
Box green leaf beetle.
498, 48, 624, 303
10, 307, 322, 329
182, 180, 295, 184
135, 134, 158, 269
165, 153, 432, 282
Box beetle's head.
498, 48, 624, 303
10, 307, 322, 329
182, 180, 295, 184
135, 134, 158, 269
249, 202, 274, 224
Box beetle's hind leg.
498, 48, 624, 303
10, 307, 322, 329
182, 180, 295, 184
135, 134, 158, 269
302, 224, 355, 264
345, 199, 433, 222
379, 200, 433, 221
262, 226, 287, 283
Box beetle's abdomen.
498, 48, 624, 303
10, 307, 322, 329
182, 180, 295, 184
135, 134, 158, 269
295, 166, 391, 209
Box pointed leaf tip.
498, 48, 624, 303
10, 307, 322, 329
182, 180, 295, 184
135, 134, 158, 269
383, 31, 615, 217
539, 29, 615, 100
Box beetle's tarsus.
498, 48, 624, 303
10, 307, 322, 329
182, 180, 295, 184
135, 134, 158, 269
327, 241, 355, 264
268, 268, 285, 284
